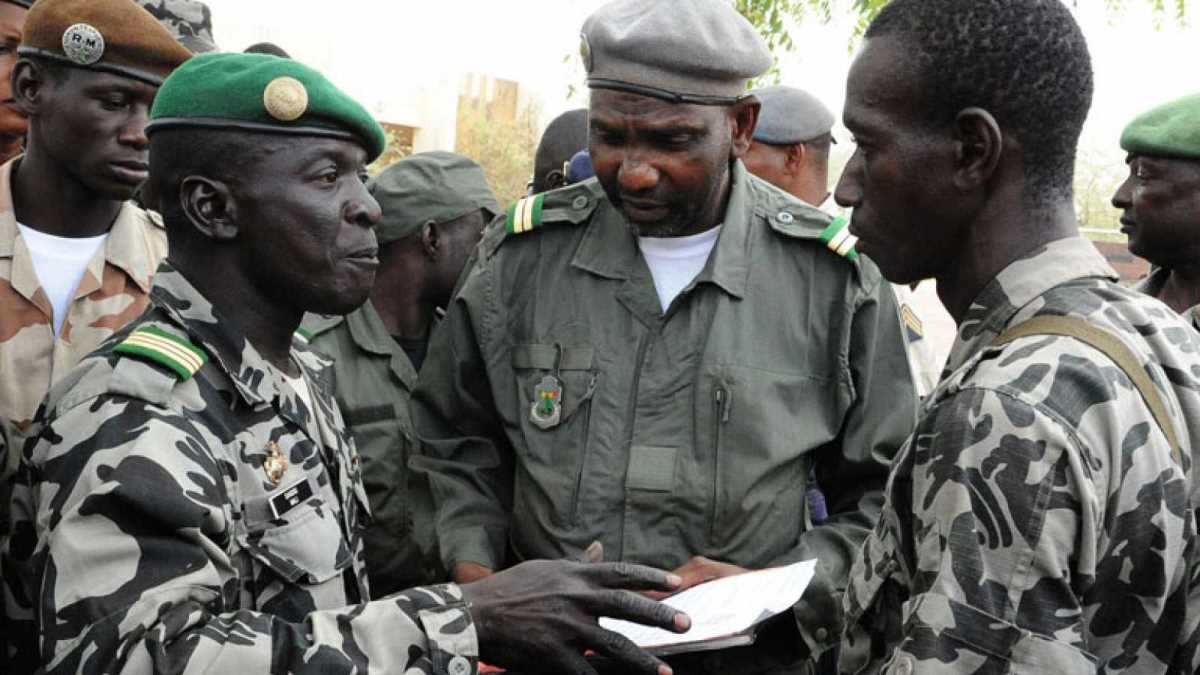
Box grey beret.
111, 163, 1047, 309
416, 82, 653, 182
370, 152, 500, 245
751, 86, 835, 144
581, 0, 772, 105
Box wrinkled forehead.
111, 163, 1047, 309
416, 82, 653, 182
589, 88, 725, 128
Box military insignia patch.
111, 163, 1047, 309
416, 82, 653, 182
61, 23, 105, 65
506, 194, 545, 234
530, 375, 563, 430
900, 304, 924, 342
819, 216, 859, 261
263, 76, 308, 122
114, 326, 209, 380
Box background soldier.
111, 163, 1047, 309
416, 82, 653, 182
133, 0, 217, 53
1113, 93, 1200, 330
0, 0, 29, 164
305, 151, 499, 596
835, 0, 1200, 671
4, 51, 689, 674
741, 85, 836, 209
412, 1, 918, 673
530, 107, 588, 194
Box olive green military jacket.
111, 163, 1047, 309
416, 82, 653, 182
305, 303, 444, 596
411, 162, 919, 655
1135, 266, 1200, 331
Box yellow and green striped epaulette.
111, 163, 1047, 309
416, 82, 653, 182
504, 181, 601, 236
114, 326, 209, 380
818, 216, 859, 261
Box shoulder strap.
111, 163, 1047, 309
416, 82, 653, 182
114, 326, 209, 381
991, 315, 1182, 467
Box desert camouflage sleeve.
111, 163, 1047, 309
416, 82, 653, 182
3, 393, 479, 674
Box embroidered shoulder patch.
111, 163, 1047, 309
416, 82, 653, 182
114, 326, 209, 380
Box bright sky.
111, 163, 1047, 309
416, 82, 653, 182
204, 0, 1199, 157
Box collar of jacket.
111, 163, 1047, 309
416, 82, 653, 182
945, 236, 1119, 373
345, 300, 420, 387
0, 157, 160, 296
148, 260, 334, 408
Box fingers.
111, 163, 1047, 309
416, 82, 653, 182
585, 541, 604, 563
584, 588, 691, 634
578, 625, 674, 675
588, 561, 683, 592
536, 648, 599, 675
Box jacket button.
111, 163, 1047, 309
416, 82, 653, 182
777, 211, 795, 224
448, 655, 472, 675
572, 195, 590, 210
815, 627, 829, 642
890, 656, 913, 675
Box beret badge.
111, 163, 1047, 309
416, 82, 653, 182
61, 23, 105, 66
263, 76, 308, 122
579, 33, 593, 74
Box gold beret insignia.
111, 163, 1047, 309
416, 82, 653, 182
263, 76, 308, 122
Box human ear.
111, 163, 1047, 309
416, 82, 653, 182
953, 107, 1002, 193
730, 97, 761, 158
421, 220, 440, 260
12, 60, 44, 116
785, 143, 807, 175
180, 176, 239, 241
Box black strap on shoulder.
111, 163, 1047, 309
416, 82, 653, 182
991, 315, 1183, 467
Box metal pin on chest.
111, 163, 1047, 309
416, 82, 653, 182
529, 343, 565, 430
264, 440, 289, 486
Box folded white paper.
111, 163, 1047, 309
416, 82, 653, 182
600, 559, 818, 655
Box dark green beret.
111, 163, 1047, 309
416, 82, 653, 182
581, 0, 771, 105
370, 151, 499, 245
1120, 93, 1200, 161
146, 52, 387, 162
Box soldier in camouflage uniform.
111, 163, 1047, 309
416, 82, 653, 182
133, 0, 217, 54
834, 1, 1200, 672
1112, 93, 1200, 332
4, 51, 690, 675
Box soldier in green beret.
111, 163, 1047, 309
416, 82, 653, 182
1113, 93, 1200, 330
411, 1, 918, 673
303, 151, 499, 597
4, 51, 691, 675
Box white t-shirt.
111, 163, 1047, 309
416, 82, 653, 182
637, 225, 722, 312
17, 223, 108, 337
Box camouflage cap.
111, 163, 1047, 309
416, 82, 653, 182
581, 0, 771, 104
146, 52, 388, 162
18, 0, 192, 87
1120, 93, 1200, 161
751, 86, 836, 145
134, 0, 217, 54
370, 151, 499, 245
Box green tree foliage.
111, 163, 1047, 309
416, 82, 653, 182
455, 99, 542, 208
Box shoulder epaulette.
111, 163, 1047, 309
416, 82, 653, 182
294, 326, 314, 344
113, 326, 209, 380
818, 216, 859, 261
506, 193, 546, 234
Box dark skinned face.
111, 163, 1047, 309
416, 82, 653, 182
233, 137, 382, 316
835, 36, 963, 285
427, 208, 486, 307
1111, 154, 1200, 267
0, 3, 27, 144
33, 68, 157, 200
589, 89, 743, 237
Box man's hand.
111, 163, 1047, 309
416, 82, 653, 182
644, 556, 750, 601
462, 560, 691, 675
453, 561, 494, 584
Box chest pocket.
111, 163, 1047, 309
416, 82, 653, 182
511, 343, 598, 462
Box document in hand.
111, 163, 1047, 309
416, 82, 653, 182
599, 559, 818, 656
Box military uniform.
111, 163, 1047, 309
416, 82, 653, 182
3, 262, 479, 672
412, 164, 918, 667
841, 237, 1200, 673
0, 159, 166, 439
133, 0, 217, 53
305, 305, 445, 595
1135, 267, 1200, 331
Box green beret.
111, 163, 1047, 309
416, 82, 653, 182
581, 0, 771, 104
1120, 93, 1200, 161
146, 52, 387, 162
370, 151, 499, 245
18, 0, 192, 86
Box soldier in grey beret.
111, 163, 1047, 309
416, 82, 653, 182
134, 0, 217, 53
413, 1, 918, 674
742, 86, 836, 208
303, 151, 498, 597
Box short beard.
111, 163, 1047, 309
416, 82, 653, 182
624, 217, 692, 238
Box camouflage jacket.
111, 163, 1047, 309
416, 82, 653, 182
1135, 266, 1200, 332
412, 163, 918, 664
840, 237, 1200, 673
2, 262, 479, 673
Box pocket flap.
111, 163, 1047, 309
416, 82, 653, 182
239, 486, 353, 585
626, 445, 678, 492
